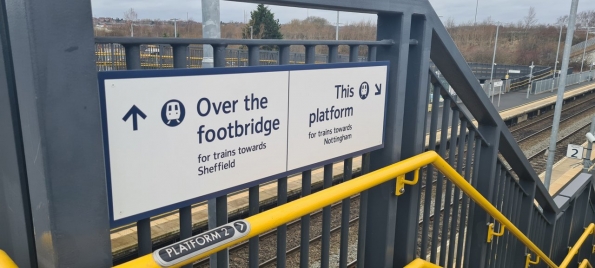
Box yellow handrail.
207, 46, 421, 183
404, 258, 442, 268
0, 250, 18, 268
559, 223, 595, 268
580, 260, 594, 268
114, 151, 557, 268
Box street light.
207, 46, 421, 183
130, 23, 138, 37
170, 19, 179, 38
580, 25, 592, 81
552, 24, 563, 92
526, 62, 535, 99
489, 23, 500, 103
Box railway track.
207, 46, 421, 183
527, 122, 593, 175
510, 93, 595, 142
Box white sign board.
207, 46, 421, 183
566, 144, 584, 159
493, 80, 503, 87
98, 63, 388, 226
509, 70, 521, 74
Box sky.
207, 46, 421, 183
91, 0, 595, 26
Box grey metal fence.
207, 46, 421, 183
95, 43, 366, 71
570, 37, 595, 55
531, 70, 595, 94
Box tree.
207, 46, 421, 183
124, 8, 138, 37
524, 7, 537, 29
243, 4, 283, 49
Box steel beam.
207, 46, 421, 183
364, 12, 409, 267
227, 0, 430, 14
3, 0, 112, 266
0, 0, 36, 266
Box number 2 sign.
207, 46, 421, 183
566, 144, 584, 160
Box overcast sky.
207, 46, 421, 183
91, 0, 595, 26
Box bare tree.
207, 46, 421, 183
124, 8, 138, 22
524, 7, 537, 29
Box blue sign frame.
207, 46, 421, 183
98, 61, 390, 227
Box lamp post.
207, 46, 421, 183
526, 62, 535, 99
489, 23, 500, 103
170, 19, 179, 38
130, 23, 138, 37
552, 24, 563, 92
544, 0, 579, 190
335, 11, 340, 41
580, 25, 590, 81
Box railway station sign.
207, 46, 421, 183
98, 62, 388, 226
566, 144, 584, 159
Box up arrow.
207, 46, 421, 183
122, 105, 147, 131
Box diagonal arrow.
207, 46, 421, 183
122, 105, 147, 131
375, 84, 382, 95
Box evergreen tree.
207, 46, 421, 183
243, 4, 283, 50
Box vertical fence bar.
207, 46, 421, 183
356, 153, 371, 268
357, 44, 375, 268
339, 158, 353, 268
209, 44, 229, 268
500, 179, 516, 268
484, 163, 502, 268
432, 97, 451, 263
513, 178, 537, 265
173, 40, 192, 268
247, 44, 260, 268
507, 188, 522, 268
456, 129, 476, 268
448, 120, 467, 268
467, 120, 500, 268
276, 44, 290, 268
300, 170, 312, 268
421, 84, 441, 258
124, 44, 153, 256
463, 137, 484, 268
493, 174, 511, 268
321, 164, 333, 268
440, 107, 459, 267
305, 45, 316, 65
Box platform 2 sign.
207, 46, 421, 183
153, 220, 250, 266
566, 144, 584, 159
98, 62, 388, 227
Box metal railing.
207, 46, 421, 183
95, 43, 368, 71
531, 70, 595, 94
95, 36, 400, 268
571, 37, 595, 56
116, 151, 595, 268
508, 67, 553, 91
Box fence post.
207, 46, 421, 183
391, 14, 432, 266
466, 124, 501, 268
208, 44, 229, 268
3, 0, 112, 266
363, 12, 409, 267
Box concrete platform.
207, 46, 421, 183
539, 142, 595, 196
